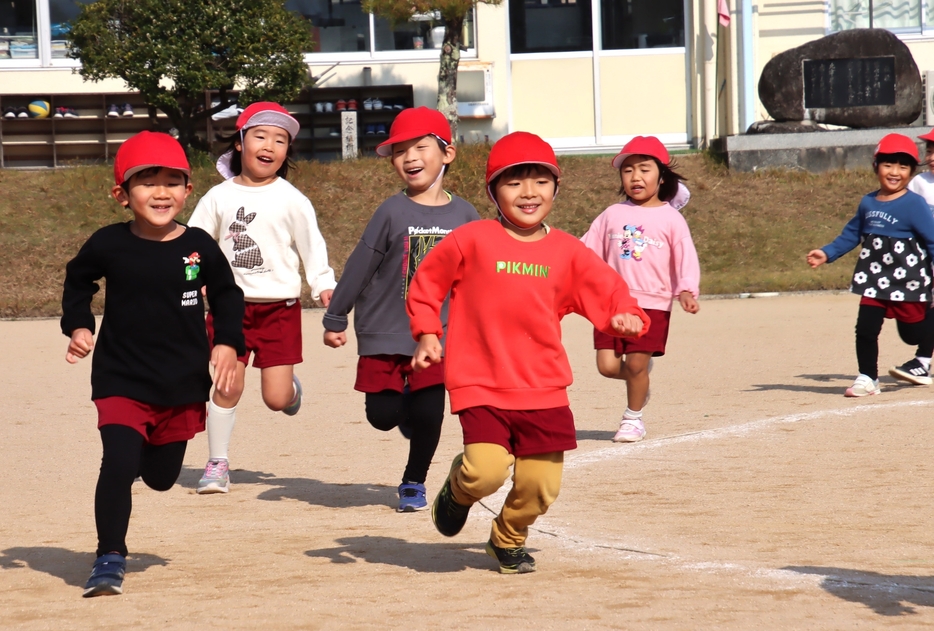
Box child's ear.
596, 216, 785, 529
111, 185, 130, 207
443, 143, 457, 165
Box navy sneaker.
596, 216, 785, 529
397, 482, 428, 512
889, 358, 933, 385
282, 375, 302, 416
485, 539, 536, 574
83, 553, 126, 597
431, 453, 470, 536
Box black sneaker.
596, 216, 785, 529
431, 453, 470, 537
888, 358, 933, 386
83, 553, 126, 597
485, 539, 536, 574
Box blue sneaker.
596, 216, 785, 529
397, 482, 428, 512
83, 553, 126, 597
282, 375, 302, 416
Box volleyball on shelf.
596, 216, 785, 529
28, 101, 51, 118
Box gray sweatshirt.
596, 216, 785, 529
323, 191, 480, 356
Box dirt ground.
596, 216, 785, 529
3, 292, 934, 630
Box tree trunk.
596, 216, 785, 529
437, 14, 464, 142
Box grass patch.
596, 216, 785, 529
0, 147, 870, 318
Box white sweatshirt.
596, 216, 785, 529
188, 178, 336, 303
909, 171, 934, 214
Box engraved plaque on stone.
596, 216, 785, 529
803, 57, 896, 109
341, 111, 358, 160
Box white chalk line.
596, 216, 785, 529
475, 398, 934, 592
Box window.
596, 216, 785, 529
374, 10, 474, 51
601, 0, 685, 49
0, 0, 38, 60
49, 0, 94, 58
287, 0, 372, 53
830, 0, 923, 31
509, 0, 593, 54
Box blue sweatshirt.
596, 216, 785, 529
823, 190, 934, 262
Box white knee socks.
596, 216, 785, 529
206, 401, 237, 461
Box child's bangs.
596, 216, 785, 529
876, 152, 918, 168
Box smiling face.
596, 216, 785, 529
112, 167, 192, 239
493, 165, 558, 238
620, 154, 664, 206
236, 125, 290, 185
390, 135, 455, 199
876, 159, 914, 195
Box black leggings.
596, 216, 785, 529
855, 304, 934, 380
95, 424, 187, 557
364, 384, 445, 485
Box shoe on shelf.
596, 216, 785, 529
211, 103, 241, 120
324, 101, 334, 113
485, 539, 536, 574
3, 107, 15, 119
613, 416, 646, 443
63, 107, 78, 118
394, 103, 406, 111
365, 124, 376, 135
397, 483, 428, 512
328, 127, 340, 137
83, 553, 126, 598
314, 102, 324, 113
336, 99, 347, 111
432, 454, 471, 537
363, 98, 373, 111
888, 358, 933, 386
376, 123, 387, 135
107, 104, 121, 118
121, 103, 134, 117
373, 98, 383, 110
347, 98, 358, 111
282, 374, 303, 416
16, 107, 28, 118
196, 458, 230, 494
52, 106, 65, 118
845, 374, 881, 397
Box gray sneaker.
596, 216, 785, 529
282, 375, 303, 416
197, 458, 230, 494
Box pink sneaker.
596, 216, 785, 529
613, 417, 646, 443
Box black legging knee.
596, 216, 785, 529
364, 385, 446, 484
95, 424, 187, 557
855, 304, 934, 380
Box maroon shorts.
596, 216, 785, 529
354, 355, 445, 393
860, 296, 928, 324
95, 396, 206, 446
459, 405, 577, 457
207, 299, 303, 368
593, 308, 671, 357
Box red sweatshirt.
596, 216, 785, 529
407, 220, 650, 413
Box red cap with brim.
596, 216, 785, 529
611, 136, 670, 169
919, 130, 934, 144
484, 132, 561, 204
875, 133, 919, 162
375, 106, 452, 157
114, 130, 190, 186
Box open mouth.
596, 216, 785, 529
405, 167, 424, 177
517, 203, 540, 214
257, 156, 274, 164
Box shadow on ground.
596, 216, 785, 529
746, 373, 913, 394
576, 429, 616, 441
306, 536, 502, 573
785, 566, 934, 616
0, 546, 167, 587
177, 466, 397, 509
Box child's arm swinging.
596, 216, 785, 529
406, 234, 464, 371
61, 237, 104, 363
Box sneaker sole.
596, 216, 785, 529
196, 482, 230, 494
397, 503, 429, 513
431, 453, 465, 536
612, 433, 645, 443
888, 367, 933, 386
484, 541, 536, 574
82, 582, 123, 597
844, 388, 880, 397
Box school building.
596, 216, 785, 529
4, 0, 934, 162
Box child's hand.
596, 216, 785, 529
411, 334, 443, 372
323, 330, 346, 348
66, 328, 94, 363
610, 314, 644, 337
679, 291, 700, 314
211, 344, 239, 395
806, 249, 827, 268
319, 289, 333, 308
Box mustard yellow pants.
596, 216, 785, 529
449, 442, 564, 548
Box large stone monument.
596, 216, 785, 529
758, 29, 922, 128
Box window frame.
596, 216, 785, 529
825, 0, 934, 36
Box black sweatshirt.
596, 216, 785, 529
61, 222, 245, 407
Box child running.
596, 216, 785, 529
61, 132, 245, 597
808, 133, 934, 395
407, 131, 649, 573
908, 129, 934, 214
187, 102, 336, 493
322, 107, 479, 512
581, 136, 700, 443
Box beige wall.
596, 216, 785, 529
599, 54, 687, 137
0, 69, 129, 94
511, 57, 595, 139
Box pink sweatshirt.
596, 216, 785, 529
581, 201, 700, 311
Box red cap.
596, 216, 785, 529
920, 129, 934, 144
875, 133, 919, 162
611, 136, 670, 169
113, 131, 190, 186
485, 132, 560, 184
236, 102, 300, 141
376, 107, 452, 157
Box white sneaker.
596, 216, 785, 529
844, 374, 881, 398
613, 417, 646, 443
197, 459, 230, 494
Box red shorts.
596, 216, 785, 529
95, 396, 206, 446
459, 405, 577, 457
859, 296, 928, 324
354, 355, 446, 393
207, 299, 303, 368
594, 308, 671, 357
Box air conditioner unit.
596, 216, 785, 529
456, 62, 494, 119
926, 70, 934, 126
